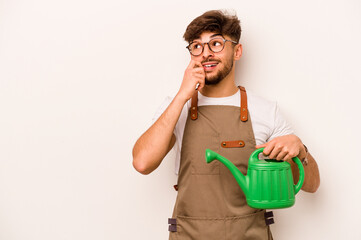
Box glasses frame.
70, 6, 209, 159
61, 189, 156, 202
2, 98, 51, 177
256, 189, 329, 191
186, 37, 238, 56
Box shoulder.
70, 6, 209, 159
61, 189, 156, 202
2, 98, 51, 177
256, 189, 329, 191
246, 89, 294, 140
152, 95, 191, 117
247, 90, 278, 115
152, 96, 173, 123
152, 95, 191, 133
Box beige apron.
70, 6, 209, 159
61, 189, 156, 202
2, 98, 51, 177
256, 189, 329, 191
168, 87, 274, 240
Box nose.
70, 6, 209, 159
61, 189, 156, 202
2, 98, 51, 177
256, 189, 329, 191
202, 43, 214, 59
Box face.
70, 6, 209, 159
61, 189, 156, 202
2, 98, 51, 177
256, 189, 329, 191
189, 32, 238, 85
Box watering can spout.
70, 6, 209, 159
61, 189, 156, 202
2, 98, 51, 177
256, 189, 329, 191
205, 149, 249, 196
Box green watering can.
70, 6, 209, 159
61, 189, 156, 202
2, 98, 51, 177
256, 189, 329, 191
205, 148, 305, 209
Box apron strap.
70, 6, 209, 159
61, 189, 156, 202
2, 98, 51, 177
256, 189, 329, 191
238, 86, 248, 122
190, 86, 248, 121
190, 91, 198, 120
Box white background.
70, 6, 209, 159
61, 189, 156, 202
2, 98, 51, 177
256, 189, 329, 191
1, 0, 361, 239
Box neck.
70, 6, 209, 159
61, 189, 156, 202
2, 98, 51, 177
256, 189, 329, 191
199, 67, 239, 97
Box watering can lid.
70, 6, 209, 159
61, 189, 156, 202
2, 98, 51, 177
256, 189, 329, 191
249, 159, 291, 169
249, 148, 291, 169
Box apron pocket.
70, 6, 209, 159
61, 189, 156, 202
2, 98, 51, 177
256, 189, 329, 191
176, 216, 225, 240
225, 210, 270, 240
173, 211, 271, 240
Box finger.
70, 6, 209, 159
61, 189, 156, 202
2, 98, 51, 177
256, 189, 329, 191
193, 67, 205, 74
194, 66, 204, 75
187, 60, 198, 70
268, 145, 282, 159
192, 72, 205, 90
256, 144, 267, 149
283, 154, 293, 162
193, 73, 205, 80
197, 78, 205, 91
261, 142, 275, 156
268, 142, 288, 159
275, 150, 288, 161
188, 60, 202, 70
193, 61, 203, 68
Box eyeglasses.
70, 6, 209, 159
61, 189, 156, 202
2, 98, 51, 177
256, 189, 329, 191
186, 37, 238, 56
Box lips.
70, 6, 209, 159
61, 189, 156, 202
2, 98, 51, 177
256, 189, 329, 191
202, 61, 219, 71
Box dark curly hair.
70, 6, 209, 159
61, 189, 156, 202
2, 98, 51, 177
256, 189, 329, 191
183, 10, 241, 43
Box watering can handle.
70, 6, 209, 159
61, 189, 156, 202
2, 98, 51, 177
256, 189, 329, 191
250, 148, 305, 194
293, 156, 305, 194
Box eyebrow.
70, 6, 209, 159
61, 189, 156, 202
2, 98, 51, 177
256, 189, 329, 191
210, 33, 224, 38
192, 33, 224, 43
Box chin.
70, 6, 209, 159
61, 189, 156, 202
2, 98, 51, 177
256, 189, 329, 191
205, 78, 222, 85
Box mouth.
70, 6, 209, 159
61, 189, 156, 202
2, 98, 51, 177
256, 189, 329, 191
202, 61, 219, 72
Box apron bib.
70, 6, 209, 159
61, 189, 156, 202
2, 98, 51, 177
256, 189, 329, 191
169, 87, 273, 240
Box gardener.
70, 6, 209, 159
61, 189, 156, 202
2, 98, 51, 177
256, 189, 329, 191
132, 10, 320, 240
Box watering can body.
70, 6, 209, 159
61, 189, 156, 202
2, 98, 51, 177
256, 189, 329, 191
205, 148, 305, 209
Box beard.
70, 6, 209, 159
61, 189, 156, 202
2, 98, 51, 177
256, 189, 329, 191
204, 56, 234, 85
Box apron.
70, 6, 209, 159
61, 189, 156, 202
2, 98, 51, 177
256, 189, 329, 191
168, 86, 274, 240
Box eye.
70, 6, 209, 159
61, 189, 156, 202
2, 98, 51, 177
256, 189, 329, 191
211, 39, 223, 47
192, 43, 202, 50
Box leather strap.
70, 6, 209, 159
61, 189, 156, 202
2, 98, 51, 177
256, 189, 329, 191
264, 211, 274, 218
168, 218, 177, 232
221, 140, 245, 148
238, 86, 248, 122
265, 218, 275, 226
168, 218, 177, 225
168, 224, 177, 232
190, 91, 198, 120
264, 211, 275, 226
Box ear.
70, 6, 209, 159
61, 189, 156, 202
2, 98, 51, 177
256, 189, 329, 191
234, 44, 243, 60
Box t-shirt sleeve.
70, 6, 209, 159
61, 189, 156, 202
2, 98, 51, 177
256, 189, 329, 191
151, 96, 173, 124
268, 103, 294, 141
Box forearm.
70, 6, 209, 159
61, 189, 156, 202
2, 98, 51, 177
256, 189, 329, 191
132, 94, 187, 174
289, 149, 320, 193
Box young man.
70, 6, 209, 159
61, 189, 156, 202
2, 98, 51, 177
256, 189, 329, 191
133, 10, 320, 240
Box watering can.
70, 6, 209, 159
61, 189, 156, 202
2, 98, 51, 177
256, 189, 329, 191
205, 148, 305, 209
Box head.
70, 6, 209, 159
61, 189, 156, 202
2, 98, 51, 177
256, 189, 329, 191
184, 10, 242, 85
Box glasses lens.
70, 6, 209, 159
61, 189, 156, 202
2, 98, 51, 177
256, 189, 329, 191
209, 38, 224, 53
189, 42, 203, 56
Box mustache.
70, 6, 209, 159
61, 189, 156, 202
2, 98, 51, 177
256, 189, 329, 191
202, 58, 220, 64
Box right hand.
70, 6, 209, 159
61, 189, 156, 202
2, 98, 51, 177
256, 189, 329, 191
177, 60, 205, 101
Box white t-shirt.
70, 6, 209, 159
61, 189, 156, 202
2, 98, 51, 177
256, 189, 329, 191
152, 90, 294, 175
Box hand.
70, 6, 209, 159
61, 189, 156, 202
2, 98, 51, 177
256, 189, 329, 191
256, 134, 305, 161
176, 60, 205, 102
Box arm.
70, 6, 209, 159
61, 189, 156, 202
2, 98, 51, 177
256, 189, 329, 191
256, 134, 320, 193
132, 96, 183, 175
132, 60, 205, 175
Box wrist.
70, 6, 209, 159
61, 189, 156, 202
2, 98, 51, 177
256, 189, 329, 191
174, 91, 190, 105
300, 144, 309, 165
175, 90, 192, 104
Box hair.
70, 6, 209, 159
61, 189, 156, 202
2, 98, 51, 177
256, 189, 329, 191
183, 10, 241, 43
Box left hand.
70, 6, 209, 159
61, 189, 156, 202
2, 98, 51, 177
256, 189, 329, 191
256, 134, 305, 161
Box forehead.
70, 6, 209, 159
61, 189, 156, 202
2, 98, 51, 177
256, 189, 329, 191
192, 32, 224, 42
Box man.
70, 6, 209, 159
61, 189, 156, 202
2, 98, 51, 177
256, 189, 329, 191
132, 10, 320, 240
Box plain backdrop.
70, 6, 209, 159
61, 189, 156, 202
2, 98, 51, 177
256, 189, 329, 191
1, 0, 361, 239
